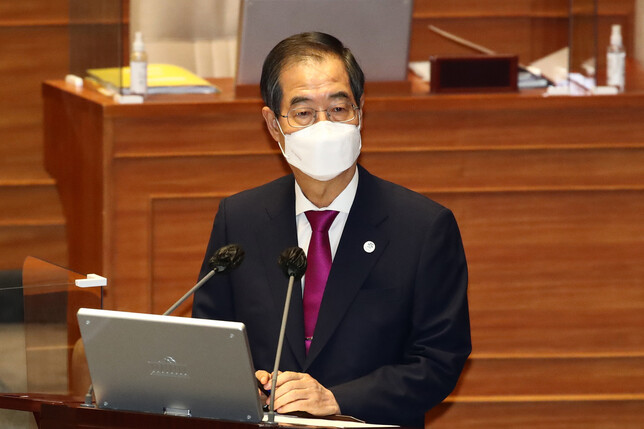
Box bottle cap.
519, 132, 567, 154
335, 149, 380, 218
133, 31, 145, 53
610, 25, 622, 46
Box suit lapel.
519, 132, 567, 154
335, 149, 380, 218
255, 177, 307, 369
304, 167, 389, 367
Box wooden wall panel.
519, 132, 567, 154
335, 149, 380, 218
414, 0, 552, 17
410, 16, 634, 64
0, 0, 68, 24
0, 2, 69, 271
427, 399, 644, 428
454, 355, 644, 396
0, 184, 66, 269
410, 17, 568, 63
150, 196, 222, 316
360, 148, 644, 191
452, 353, 644, 400
413, 0, 634, 17
410, 0, 635, 64
0, 27, 68, 181
1, 185, 64, 226
111, 112, 273, 156
107, 154, 290, 312
0, 225, 67, 271
363, 95, 644, 149
432, 190, 644, 355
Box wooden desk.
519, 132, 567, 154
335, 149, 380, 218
42, 78, 644, 427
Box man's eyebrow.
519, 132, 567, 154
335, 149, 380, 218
288, 91, 352, 107
289, 96, 312, 106
329, 91, 351, 101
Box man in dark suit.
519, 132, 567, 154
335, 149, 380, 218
192, 32, 470, 427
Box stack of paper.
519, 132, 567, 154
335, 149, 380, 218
87, 63, 219, 95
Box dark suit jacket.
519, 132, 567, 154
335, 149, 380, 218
192, 165, 471, 427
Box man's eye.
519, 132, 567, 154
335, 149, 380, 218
293, 110, 312, 118
330, 106, 348, 113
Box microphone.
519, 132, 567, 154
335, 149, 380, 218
208, 243, 245, 273
163, 244, 244, 316
278, 247, 307, 279
266, 247, 307, 423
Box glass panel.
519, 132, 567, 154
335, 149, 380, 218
130, 0, 241, 78
0, 270, 25, 395
0, 257, 103, 400
568, 0, 598, 93
69, 0, 126, 94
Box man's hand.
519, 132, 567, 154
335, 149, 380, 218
255, 370, 340, 416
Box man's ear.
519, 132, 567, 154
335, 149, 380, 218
262, 106, 282, 143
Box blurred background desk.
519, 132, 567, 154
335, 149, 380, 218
42, 78, 644, 427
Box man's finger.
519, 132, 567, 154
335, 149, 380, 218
255, 370, 270, 384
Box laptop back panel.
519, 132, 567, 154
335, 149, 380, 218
236, 0, 414, 85
77, 308, 263, 423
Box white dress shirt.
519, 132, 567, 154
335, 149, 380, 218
294, 168, 359, 293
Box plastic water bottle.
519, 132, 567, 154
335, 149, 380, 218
130, 32, 148, 96
606, 24, 625, 93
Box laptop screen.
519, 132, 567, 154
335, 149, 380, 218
235, 0, 414, 85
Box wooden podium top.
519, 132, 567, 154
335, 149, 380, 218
0, 393, 81, 414
1, 393, 381, 429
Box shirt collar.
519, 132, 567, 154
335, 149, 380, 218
295, 168, 359, 216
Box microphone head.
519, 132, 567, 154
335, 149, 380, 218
208, 244, 244, 273
278, 247, 307, 280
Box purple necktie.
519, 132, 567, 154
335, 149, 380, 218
303, 210, 339, 354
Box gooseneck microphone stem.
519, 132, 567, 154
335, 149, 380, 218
267, 274, 295, 423
266, 246, 307, 424
163, 270, 216, 316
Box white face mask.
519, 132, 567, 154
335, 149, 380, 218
276, 119, 362, 181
